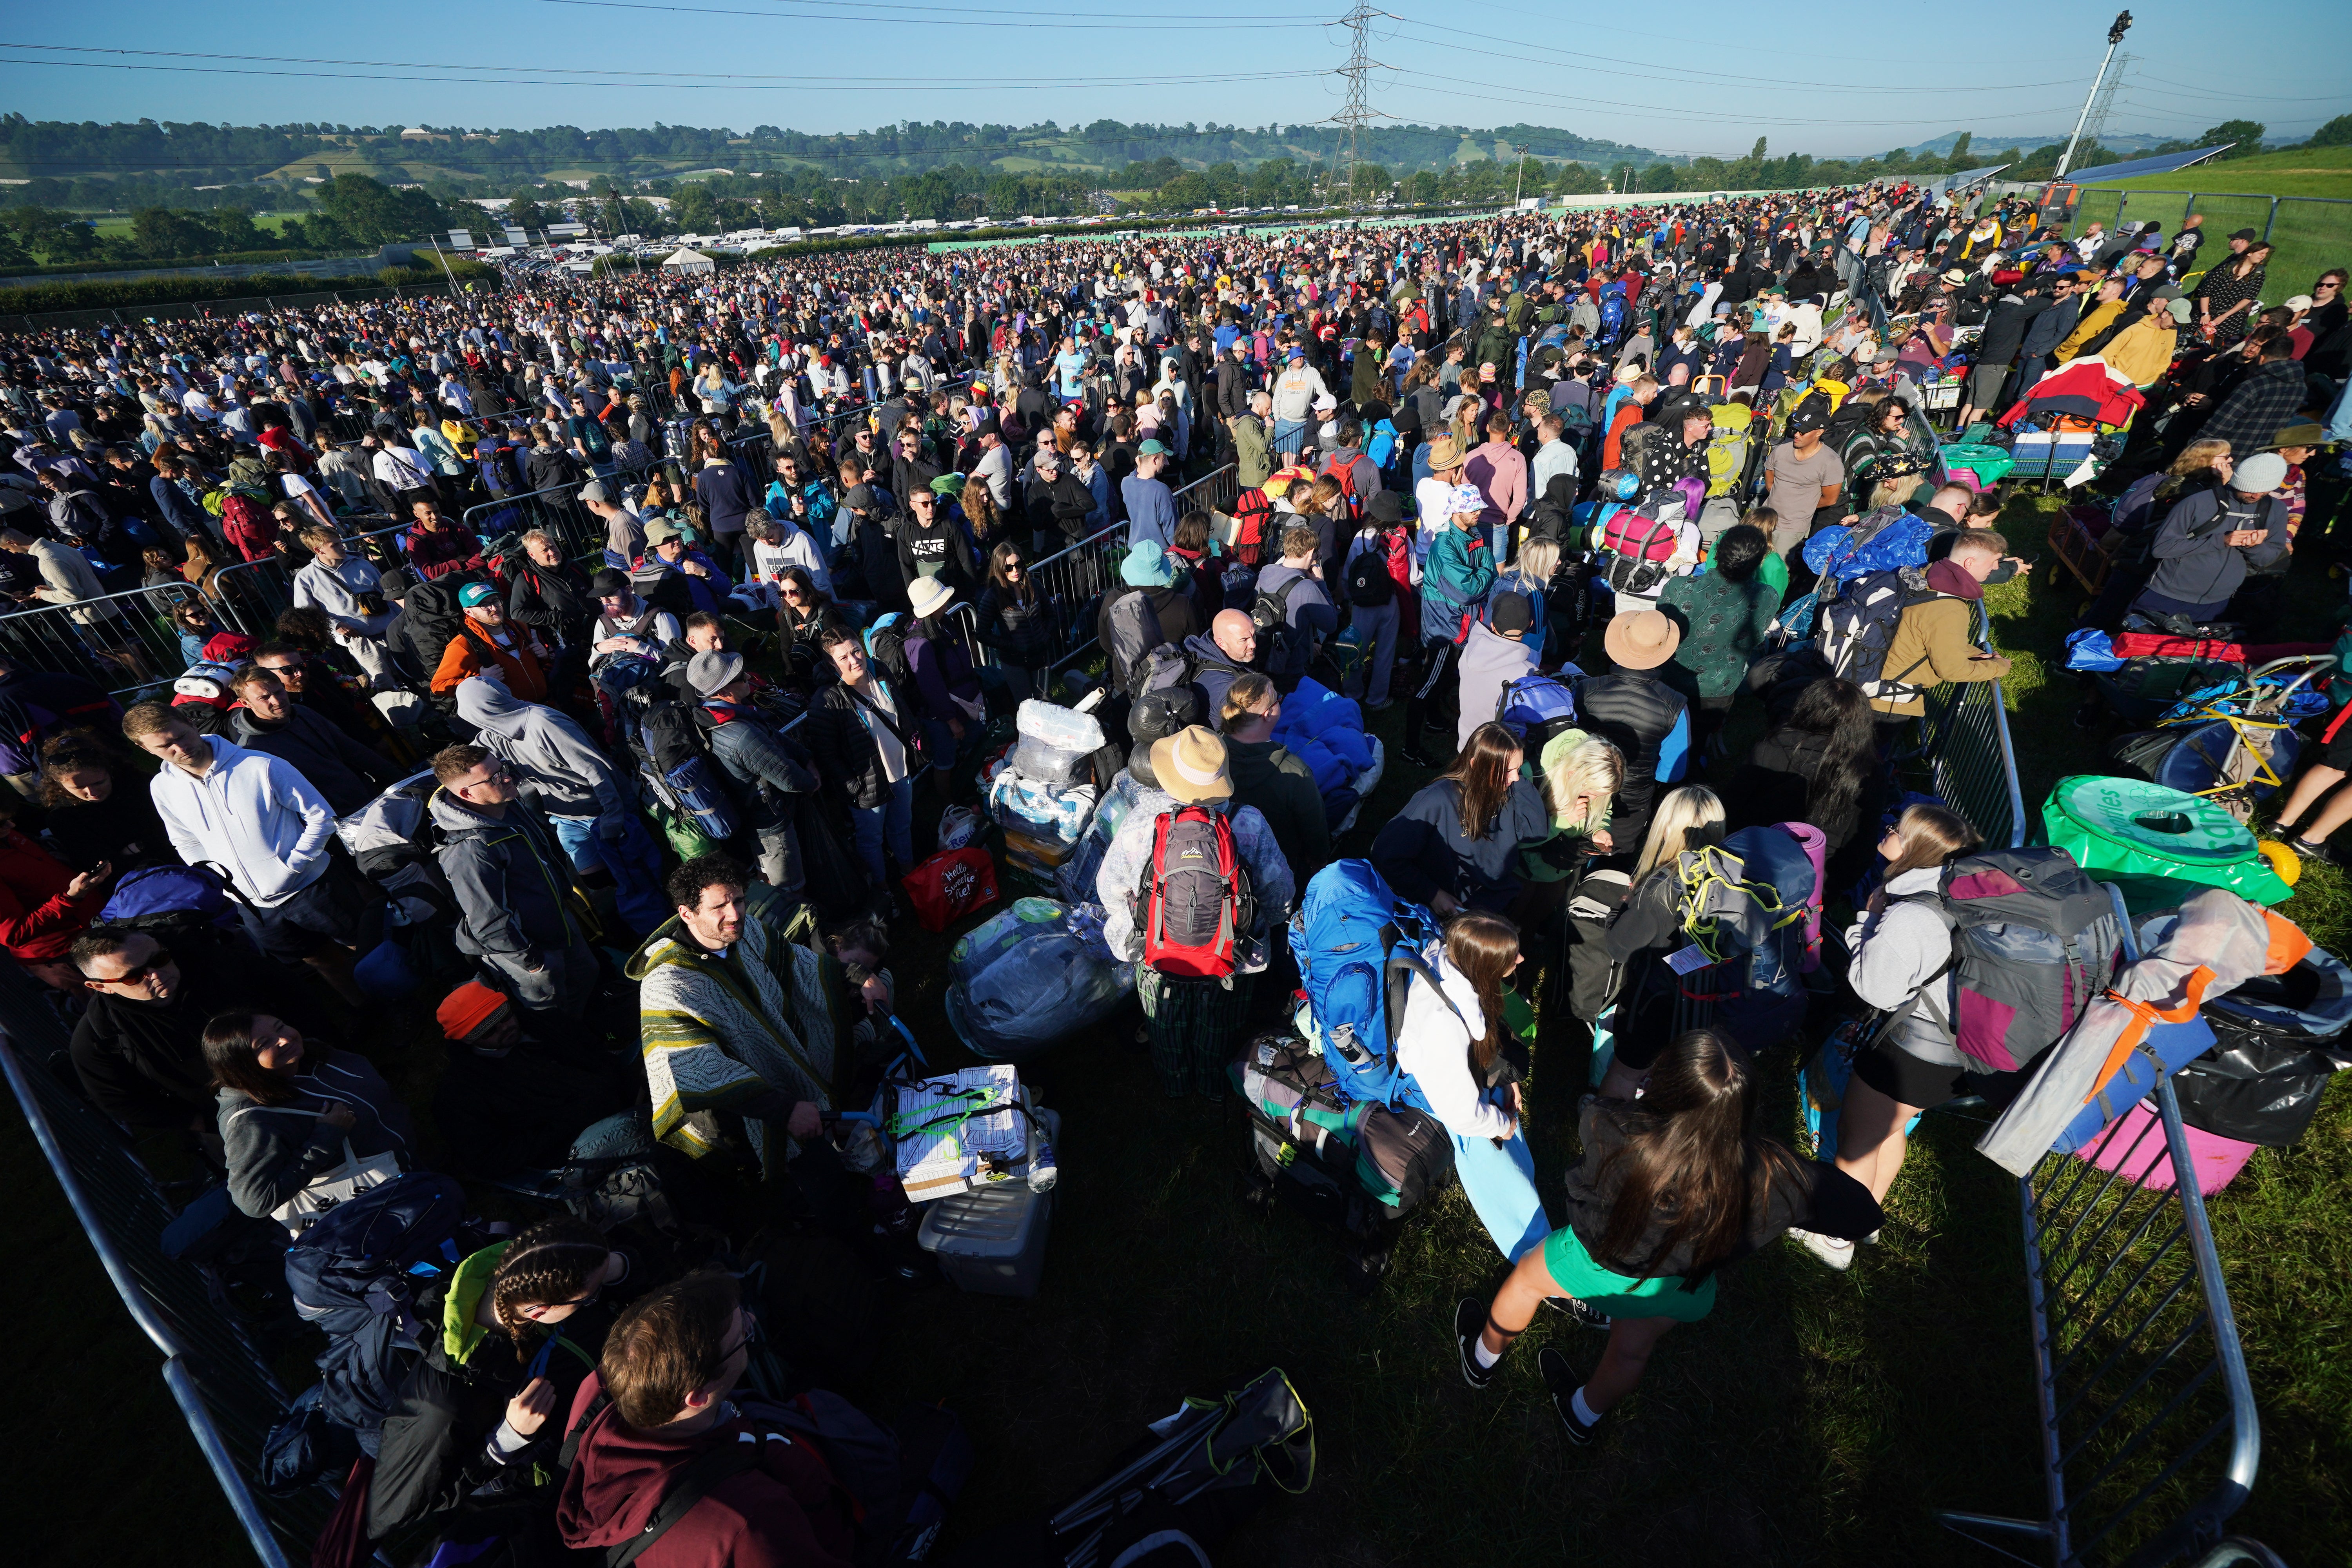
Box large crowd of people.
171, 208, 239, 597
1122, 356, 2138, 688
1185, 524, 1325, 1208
2, 169, 2346, 1557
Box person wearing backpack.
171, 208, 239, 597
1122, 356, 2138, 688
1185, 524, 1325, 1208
1402, 483, 1498, 768
555, 1270, 866, 1568
1455, 592, 1539, 755
430, 743, 603, 1023
1659, 523, 1780, 744
456, 675, 670, 940
1839, 531, 2011, 725
1455, 1028, 1883, 1447
1574, 610, 1691, 849
1341, 490, 1411, 710
684, 650, 822, 899
1220, 675, 1331, 889
204, 1009, 415, 1223
1795, 805, 1991, 1270
1097, 726, 1296, 1099
1596, 786, 1727, 1093
1253, 524, 1339, 691
368, 1215, 651, 1543
1394, 909, 1550, 1263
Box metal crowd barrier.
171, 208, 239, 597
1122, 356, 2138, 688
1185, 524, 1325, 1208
1936, 886, 2262, 1568
0, 579, 209, 699
1034, 463, 1238, 675
1911, 602, 2027, 851
1, 982, 317, 1566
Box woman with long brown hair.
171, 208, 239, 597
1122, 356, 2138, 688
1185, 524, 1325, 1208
1455, 1028, 1882, 1445
1395, 909, 1549, 1261
1798, 802, 1987, 1270
1370, 721, 1550, 917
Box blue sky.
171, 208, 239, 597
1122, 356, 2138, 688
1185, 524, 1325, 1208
1, 0, 2343, 160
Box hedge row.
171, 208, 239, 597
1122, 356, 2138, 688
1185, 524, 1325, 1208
0, 266, 478, 316
739, 205, 1372, 265
0, 248, 351, 279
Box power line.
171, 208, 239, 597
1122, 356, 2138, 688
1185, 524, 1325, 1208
0, 55, 1325, 94
524, 0, 1333, 28
1383, 69, 2083, 129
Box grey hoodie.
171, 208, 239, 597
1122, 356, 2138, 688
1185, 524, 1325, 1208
453, 675, 628, 827
1454, 620, 1536, 753
216, 1051, 415, 1220
1843, 865, 1963, 1066
428, 784, 583, 961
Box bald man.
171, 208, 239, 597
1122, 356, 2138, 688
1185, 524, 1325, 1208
1182, 608, 1263, 726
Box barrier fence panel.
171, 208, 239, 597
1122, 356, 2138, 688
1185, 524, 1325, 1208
1914, 604, 2027, 850
0, 580, 216, 699
1936, 886, 2261, 1568
2, 969, 322, 1564
1031, 463, 1238, 675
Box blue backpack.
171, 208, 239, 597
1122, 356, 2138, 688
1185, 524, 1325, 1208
1599, 290, 1628, 342
279, 1172, 468, 1448
1494, 673, 1580, 750
1291, 861, 1451, 1111
96, 863, 238, 933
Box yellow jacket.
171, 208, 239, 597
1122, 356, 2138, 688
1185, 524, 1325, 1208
2056, 299, 2124, 361
2100, 316, 2178, 388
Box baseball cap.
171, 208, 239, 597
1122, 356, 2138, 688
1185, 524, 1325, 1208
1138, 439, 1171, 457
579, 479, 610, 504
459, 583, 500, 608
1492, 592, 1534, 633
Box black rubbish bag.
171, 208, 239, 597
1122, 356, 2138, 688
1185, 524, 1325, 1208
2173, 1038, 2343, 1147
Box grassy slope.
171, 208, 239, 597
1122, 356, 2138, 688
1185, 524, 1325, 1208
2067, 143, 2352, 304
7, 491, 2347, 1566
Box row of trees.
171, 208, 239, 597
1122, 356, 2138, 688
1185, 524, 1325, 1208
0, 175, 457, 269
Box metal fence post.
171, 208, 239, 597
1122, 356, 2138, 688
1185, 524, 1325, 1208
2183, 194, 2197, 229
1935, 886, 2263, 1567
2262, 198, 2278, 243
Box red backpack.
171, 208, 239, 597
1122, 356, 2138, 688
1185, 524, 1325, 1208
1319, 454, 1364, 524
1136, 805, 1255, 980
1227, 487, 1273, 566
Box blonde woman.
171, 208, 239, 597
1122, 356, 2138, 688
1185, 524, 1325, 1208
1597, 785, 1727, 1097
1514, 730, 1624, 925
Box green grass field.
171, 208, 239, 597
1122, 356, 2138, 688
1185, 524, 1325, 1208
2062, 143, 2352, 310
6, 493, 2349, 1566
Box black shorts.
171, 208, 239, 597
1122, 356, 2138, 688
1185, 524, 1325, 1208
2323, 714, 2352, 771
236, 857, 375, 962
1853, 1035, 2032, 1113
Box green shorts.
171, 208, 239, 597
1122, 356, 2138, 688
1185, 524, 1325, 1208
1539, 1225, 1719, 1324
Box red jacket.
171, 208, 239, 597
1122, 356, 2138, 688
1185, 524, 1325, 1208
407, 521, 488, 581
0, 829, 104, 961
221, 494, 278, 563
555, 1376, 858, 1568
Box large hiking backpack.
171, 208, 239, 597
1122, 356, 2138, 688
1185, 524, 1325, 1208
1250, 575, 1309, 668
1804, 503, 1935, 591
1600, 501, 1684, 598
1599, 290, 1627, 343
1227, 487, 1274, 567
626, 688, 742, 843
1703, 402, 1754, 499
1886, 847, 2123, 1074
1617, 417, 1668, 477
393, 572, 485, 691
278, 1172, 470, 1451
862, 612, 916, 686
1817, 565, 1945, 702
1494, 673, 1580, 751
1232, 1031, 1455, 1291
1136, 805, 1254, 981
1105, 587, 1166, 693
1318, 455, 1363, 524
1668, 823, 1827, 1049
335, 768, 457, 925
95, 863, 240, 935
1289, 860, 1448, 1109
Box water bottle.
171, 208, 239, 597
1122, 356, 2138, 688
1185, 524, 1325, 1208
1327, 1021, 1375, 1071
1027, 1135, 1058, 1195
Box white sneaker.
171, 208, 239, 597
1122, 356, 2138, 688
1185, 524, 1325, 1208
1791, 1229, 1855, 1271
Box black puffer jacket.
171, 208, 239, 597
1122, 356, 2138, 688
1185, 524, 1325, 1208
806, 673, 924, 810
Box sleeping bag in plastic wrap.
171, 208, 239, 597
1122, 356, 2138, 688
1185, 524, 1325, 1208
945, 897, 1135, 1062
1976, 887, 2311, 1175
986, 768, 1098, 847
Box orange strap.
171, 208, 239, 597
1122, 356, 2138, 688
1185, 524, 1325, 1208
2083, 966, 2216, 1106
2263, 909, 2314, 976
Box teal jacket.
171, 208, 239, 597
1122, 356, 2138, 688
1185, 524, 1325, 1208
1421, 523, 1497, 642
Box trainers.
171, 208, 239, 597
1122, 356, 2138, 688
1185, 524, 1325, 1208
1539, 1346, 1605, 1446
1453, 1297, 1497, 1391
1791, 1228, 1856, 1270
1543, 1295, 1613, 1331
2289, 835, 2342, 867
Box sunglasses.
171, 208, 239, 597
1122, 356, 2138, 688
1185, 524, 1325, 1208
105, 946, 175, 984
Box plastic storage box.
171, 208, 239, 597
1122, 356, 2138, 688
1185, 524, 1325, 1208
916, 1109, 1060, 1298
